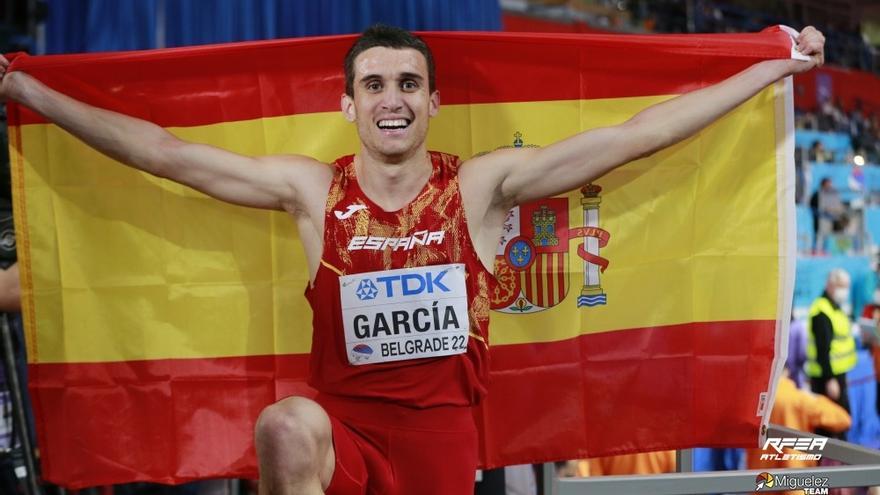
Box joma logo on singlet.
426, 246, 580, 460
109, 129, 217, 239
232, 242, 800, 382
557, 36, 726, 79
347, 230, 445, 251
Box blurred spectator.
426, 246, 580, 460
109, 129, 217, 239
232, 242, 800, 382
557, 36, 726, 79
797, 111, 819, 131
810, 177, 846, 253
809, 140, 832, 163
850, 100, 866, 137
848, 165, 865, 193
789, 313, 808, 389
806, 269, 857, 440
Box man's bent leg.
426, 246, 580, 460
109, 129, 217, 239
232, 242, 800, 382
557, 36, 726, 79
255, 396, 336, 495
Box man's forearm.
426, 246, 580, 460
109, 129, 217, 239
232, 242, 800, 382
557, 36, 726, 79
7, 71, 175, 177
625, 59, 793, 159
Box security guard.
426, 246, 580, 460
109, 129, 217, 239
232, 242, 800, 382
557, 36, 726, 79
806, 268, 857, 437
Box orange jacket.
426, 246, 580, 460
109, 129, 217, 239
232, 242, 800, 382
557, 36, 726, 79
577, 450, 676, 476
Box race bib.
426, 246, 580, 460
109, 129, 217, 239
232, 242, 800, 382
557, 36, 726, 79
339, 263, 470, 365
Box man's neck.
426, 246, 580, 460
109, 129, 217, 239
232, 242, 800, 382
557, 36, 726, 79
355, 146, 433, 212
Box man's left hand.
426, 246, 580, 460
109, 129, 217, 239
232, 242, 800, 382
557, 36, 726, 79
790, 26, 825, 73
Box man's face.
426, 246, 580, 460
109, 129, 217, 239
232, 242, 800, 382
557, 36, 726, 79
342, 47, 439, 162
827, 277, 850, 299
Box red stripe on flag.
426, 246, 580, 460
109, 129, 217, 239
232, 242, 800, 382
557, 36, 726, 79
476, 319, 776, 467
29, 319, 775, 486
7, 30, 793, 127
28, 354, 312, 488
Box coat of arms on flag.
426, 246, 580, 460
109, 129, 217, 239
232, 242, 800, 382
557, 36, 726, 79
484, 133, 613, 313
493, 198, 571, 313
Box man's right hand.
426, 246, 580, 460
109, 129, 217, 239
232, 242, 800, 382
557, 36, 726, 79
826, 377, 841, 401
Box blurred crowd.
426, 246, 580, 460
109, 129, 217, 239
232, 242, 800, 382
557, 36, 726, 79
511, 0, 878, 75
798, 100, 880, 165
792, 97, 880, 256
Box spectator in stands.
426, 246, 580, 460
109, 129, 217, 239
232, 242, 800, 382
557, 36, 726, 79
806, 269, 858, 440
796, 110, 818, 131
863, 114, 880, 164
811, 177, 846, 253
809, 140, 831, 163
848, 164, 865, 193
849, 99, 868, 146
818, 99, 847, 133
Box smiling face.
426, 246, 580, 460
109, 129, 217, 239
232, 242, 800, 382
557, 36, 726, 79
341, 46, 439, 163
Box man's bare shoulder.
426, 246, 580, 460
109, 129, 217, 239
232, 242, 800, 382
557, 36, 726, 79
255, 154, 335, 212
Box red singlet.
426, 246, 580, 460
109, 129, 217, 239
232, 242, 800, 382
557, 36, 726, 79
305, 151, 493, 408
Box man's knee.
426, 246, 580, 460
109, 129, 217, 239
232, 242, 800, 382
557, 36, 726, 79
255, 396, 332, 463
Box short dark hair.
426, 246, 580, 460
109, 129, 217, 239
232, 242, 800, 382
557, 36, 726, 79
344, 24, 436, 97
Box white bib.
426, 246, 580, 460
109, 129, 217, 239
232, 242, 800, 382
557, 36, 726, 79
339, 263, 470, 365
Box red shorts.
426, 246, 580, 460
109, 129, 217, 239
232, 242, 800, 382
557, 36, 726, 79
316, 394, 478, 495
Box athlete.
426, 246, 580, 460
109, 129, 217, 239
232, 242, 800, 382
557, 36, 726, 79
0, 24, 824, 495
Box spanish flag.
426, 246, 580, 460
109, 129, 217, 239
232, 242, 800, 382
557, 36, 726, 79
7, 29, 796, 487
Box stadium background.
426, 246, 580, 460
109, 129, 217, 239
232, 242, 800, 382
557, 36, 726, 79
1, 0, 879, 494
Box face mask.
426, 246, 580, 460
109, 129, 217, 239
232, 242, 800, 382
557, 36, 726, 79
832, 287, 850, 306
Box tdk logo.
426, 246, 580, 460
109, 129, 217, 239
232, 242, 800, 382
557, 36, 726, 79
355, 279, 379, 300
356, 269, 451, 300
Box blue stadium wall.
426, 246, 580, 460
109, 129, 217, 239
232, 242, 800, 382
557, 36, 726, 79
44, 0, 502, 53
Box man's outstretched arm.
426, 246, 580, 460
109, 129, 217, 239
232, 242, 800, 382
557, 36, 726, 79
0, 57, 330, 212
463, 27, 825, 208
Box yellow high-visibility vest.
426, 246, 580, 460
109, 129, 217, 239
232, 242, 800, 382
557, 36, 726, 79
806, 296, 857, 377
